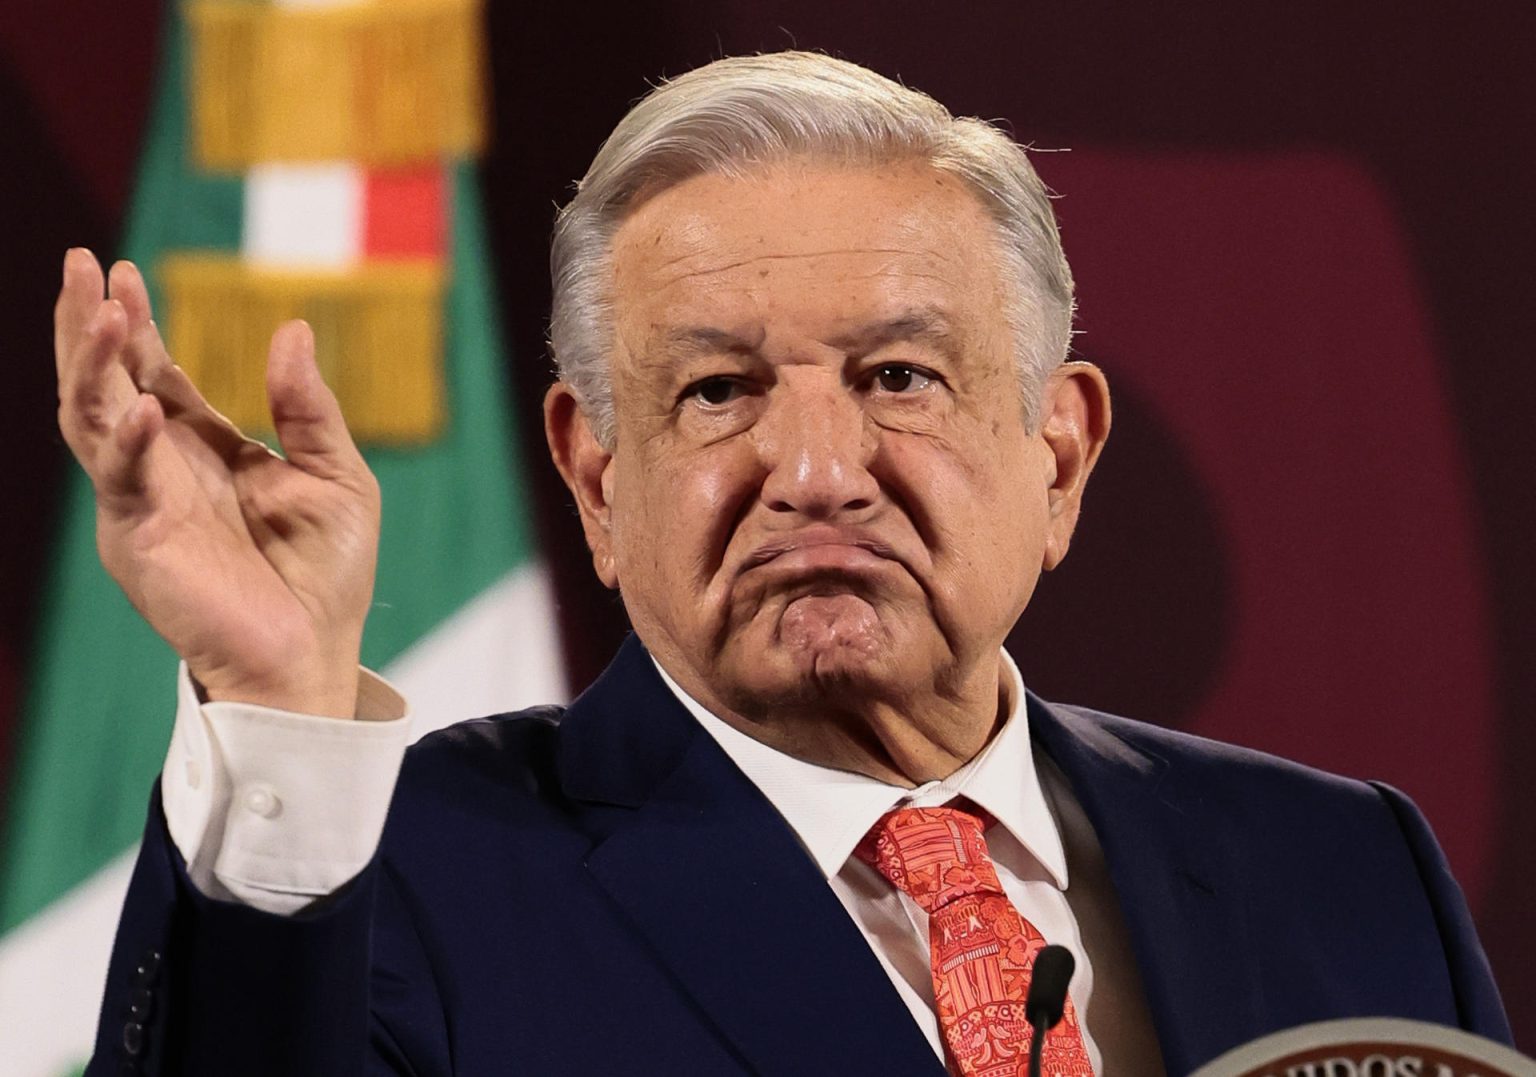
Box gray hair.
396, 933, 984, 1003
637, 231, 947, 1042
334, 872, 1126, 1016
549, 50, 1074, 447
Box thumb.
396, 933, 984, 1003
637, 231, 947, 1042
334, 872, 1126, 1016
266, 320, 364, 477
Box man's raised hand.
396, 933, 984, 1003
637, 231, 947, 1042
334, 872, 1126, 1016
54, 249, 381, 717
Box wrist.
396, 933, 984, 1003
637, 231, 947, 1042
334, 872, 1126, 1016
193, 655, 362, 719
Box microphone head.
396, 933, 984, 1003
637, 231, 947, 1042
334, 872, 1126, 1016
1025, 945, 1076, 1029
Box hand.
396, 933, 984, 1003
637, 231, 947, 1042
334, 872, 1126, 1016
54, 249, 381, 717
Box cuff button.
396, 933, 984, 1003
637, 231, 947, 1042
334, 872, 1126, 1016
243, 784, 281, 818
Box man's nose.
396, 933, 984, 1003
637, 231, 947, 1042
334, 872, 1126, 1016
755, 372, 880, 519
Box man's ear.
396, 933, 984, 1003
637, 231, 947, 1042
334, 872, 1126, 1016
1040, 361, 1112, 571
544, 382, 620, 589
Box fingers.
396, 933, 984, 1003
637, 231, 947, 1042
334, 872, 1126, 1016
59, 298, 136, 450
54, 249, 105, 379
55, 251, 164, 508
96, 393, 166, 507
61, 254, 175, 395
59, 299, 172, 516
56, 252, 165, 456
266, 321, 367, 479
107, 260, 173, 387
58, 255, 364, 494
100, 257, 257, 464
106, 259, 154, 325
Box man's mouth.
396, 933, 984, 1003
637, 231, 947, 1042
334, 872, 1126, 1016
742, 527, 899, 571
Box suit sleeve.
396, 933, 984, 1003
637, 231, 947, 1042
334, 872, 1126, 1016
85, 783, 447, 1076
1369, 780, 1513, 1044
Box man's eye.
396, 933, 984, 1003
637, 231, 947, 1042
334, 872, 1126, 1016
870, 365, 935, 394
684, 377, 748, 406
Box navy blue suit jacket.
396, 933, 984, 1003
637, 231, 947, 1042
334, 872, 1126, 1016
91, 636, 1511, 1075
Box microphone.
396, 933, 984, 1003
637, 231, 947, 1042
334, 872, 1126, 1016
1025, 944, 1076, 1077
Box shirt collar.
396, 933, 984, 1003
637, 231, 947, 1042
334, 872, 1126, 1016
652, 651, 1069, 890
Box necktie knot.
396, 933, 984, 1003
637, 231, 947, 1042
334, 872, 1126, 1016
855, 805, 1006, 914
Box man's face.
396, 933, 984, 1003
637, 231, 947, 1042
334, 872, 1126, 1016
556, 160, 1100, 723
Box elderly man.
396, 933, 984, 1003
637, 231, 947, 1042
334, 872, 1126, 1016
59, 52, 1506, 1076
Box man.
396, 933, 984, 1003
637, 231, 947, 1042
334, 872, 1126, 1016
58, 52, 1507, 1075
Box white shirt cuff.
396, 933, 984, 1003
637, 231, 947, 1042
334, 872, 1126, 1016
161, 662, 411, 915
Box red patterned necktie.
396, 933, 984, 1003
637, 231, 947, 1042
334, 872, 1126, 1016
856, 805, 1095, 1077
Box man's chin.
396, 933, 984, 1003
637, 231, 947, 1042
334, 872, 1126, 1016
777, 594, 885, 662
722, 595, 913, 707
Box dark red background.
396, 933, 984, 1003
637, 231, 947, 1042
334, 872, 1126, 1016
3, 0, 1532, 1047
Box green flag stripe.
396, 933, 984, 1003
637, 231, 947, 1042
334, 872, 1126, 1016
364, 162, 537, 669
1, 5, 536, 932
123, 9, 244, 281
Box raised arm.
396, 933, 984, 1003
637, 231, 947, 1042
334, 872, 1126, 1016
57, 250, 429, 1075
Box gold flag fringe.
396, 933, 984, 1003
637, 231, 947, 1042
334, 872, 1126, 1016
160, 255, 446, 445
187, 0, 486, 169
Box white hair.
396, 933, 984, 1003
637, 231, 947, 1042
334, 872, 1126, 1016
548, 51, 1075, 447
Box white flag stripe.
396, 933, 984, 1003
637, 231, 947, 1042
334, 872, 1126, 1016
243, 161, 363, 269
0, 851, 133, 1077
0, 563, 566, 1076
387, 562, 570, 738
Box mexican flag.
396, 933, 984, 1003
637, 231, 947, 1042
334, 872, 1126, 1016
0, 2, 565, 1073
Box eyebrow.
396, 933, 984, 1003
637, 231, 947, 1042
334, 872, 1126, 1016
660, 325, 766, 359
658, 307, 960, 362
826, 307, 959, 356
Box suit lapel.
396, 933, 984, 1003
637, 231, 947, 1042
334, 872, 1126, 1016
560, 638, 943, 1077
1028, 695, 1264, 1073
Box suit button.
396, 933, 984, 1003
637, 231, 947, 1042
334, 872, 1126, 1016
128, 987, 155, 1021
132, 950, 162, 987
122, 1020, 145, 1056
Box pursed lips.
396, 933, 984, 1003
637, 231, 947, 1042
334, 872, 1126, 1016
740, 527, 904, 576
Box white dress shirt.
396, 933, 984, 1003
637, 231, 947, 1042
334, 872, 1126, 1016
160, 653, 1163, 1074
654, 653, 1104, 1074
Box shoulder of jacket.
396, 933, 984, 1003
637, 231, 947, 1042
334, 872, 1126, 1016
1040, 697, 1391, 812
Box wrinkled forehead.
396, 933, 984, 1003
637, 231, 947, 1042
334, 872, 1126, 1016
607, 160, 1014, 361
